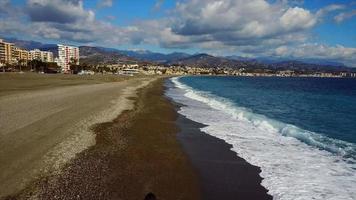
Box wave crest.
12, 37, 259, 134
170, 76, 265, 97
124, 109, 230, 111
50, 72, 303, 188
169, 77, 356, 199
171, 77, 356, 160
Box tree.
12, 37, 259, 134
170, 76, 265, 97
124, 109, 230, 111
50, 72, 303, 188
0, 60, 5, 73
45, 62, 60, 73
5, 63, 14, 72
17, 59, 27, 72
78, 63, 91, 71
27, 60, 60, 73
28, 60, 45, 72
69, 57, 80, 74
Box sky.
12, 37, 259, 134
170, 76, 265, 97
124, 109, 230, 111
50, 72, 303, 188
0, 0, 355, 66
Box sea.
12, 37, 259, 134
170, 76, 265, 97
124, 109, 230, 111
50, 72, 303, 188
166, 76, 356, 200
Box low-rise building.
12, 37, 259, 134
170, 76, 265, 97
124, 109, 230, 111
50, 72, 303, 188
30, 49, 54, 63
12, 47, 31, 63
278, 70, 295, 77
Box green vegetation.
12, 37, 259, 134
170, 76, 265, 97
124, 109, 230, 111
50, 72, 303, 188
3, 60, 60, 73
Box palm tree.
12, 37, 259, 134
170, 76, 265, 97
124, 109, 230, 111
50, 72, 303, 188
18, 59, 26, 72
69, 57, 79, 73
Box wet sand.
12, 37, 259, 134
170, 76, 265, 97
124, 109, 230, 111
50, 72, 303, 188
176, 114, 273, 200
7, 78, 200, 200
2, 75, 272, 199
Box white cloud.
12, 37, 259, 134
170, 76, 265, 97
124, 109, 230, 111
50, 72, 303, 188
26, 0, 95, 23
0, 0, 134, 45
273, 44, 356, 67
316, 4, 346, 17
153, 0, 164, 11
275, 46, 289, 56
167, 0, 318, 49
280, 7, 316, 30
0, 0, 342, 51
334, 10, 356, 23
98, 0, 113, 8
0, 0, 11, 13
0, 0, 355, 67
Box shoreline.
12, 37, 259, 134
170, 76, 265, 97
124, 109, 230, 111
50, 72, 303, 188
6, 78, 201, 200
175, 114, 272, 200
168, 79, 272, 199
5, 76, 272, 199
167, 76, 356, 200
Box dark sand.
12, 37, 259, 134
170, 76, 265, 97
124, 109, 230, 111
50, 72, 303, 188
6, 78, 200, 200
5, 76, 272, 200
176, 112, 273, 200
0, 75, 154, 198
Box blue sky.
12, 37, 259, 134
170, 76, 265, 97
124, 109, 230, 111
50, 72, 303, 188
306, 0, 356, 47
1, 0, 356, 66
93, 0, 176, 25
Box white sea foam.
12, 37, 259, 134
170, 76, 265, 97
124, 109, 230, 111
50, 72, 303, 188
167, 77, 356, 200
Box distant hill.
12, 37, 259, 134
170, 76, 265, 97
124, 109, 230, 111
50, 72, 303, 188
226, 56, 346, 67
169, 53, 229, 67
39, 46, 59, 57
3, 37, 59, 56
108, 49, 191, 63
168, 53, 267, 69
269, 60, 353, 72
4, 37, 56, 51
296, 58, 346, 67
225, 55, 258, 62
76, 46, 191, 63
79, 46, 139, 65
3, 38, 139, 65
3, 37, 354, 71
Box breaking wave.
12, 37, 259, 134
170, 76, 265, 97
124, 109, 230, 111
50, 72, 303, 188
167, 77, 356, 200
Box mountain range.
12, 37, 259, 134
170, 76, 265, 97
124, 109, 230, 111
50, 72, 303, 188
116, 49, 191, 63
3, 37, 354, 72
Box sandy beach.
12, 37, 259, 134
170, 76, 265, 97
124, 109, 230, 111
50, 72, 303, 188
1, 74, 272, 200
0, 74, 156, 198
2, 76, 201, 200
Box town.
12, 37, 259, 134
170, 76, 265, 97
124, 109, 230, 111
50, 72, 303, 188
1, 38, 356, 78
0, 38, 78, 74
1, 1, 356, 200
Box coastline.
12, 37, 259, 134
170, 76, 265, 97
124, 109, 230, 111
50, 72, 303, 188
168, 76, 356, 200
168, 80, 272, 200
4, 76, 272, 199
176, 114, 272, 200
6, 77, 201, 200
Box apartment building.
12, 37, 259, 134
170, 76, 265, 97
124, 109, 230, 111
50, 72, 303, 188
12, 47, 31, 63
0, 39, 14, 64
57, 44, 79, 72
30, 49, 54, 63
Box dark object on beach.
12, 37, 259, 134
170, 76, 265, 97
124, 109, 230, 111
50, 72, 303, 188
144, 193, 156, 200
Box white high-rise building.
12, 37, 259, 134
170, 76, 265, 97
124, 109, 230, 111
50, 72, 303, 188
57, 44, 79, 72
